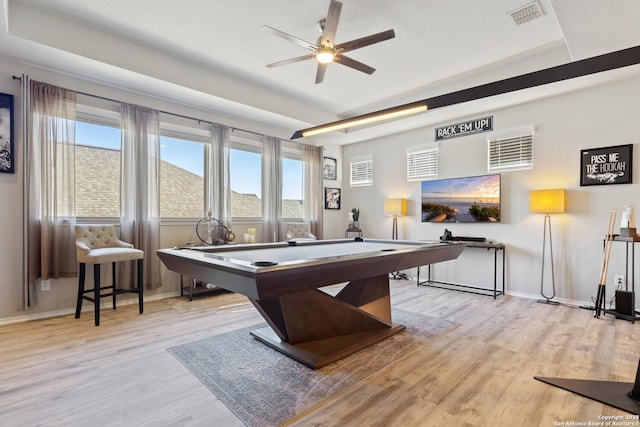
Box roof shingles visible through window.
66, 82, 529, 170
75, 145, 303, 219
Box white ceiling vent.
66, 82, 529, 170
509, 1, 545, 25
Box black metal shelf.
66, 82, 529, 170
417, 241, 505, 299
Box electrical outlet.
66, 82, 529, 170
614, 275, 625, 288
40, 279, 51, 291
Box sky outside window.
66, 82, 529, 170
77, 122, 302, 201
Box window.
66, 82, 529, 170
229, 137, 308, 221
282, 155, 304, 220
488, 130, 534, 172
160, 136, 205, 218
407, 147, 438, 181
230, 145, 262, 218
350, 157, 373, 187
75, 119, 121, 218
74, 96, 313, 223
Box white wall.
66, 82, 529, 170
0, 69, 22, 323
342, 71, 640, 304
321, 143, 344, 239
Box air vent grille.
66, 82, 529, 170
509, 1, 545, 25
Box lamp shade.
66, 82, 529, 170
529, 189, 566, 214
384, 198, 408, 217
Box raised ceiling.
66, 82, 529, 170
1, 0, 639, 145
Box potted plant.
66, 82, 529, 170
351, 208, 360, 229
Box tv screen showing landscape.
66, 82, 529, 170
421, 174, 501, 223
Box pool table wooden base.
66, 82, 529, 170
248, 274, 405, 369
158, 239, 465, 369
250, 323, 405, 369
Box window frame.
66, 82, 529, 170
281, 141, 305, 221
487, 129, 534, 173
350, 156, 373, 187
229, 132, 264, 221
158, 113, 210, 220
406, 146, 438, 182
74, 97, 122, 221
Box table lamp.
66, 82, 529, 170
529, 189, 566, 305
384, 198, 408, 240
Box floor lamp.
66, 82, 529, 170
529, 189, 566, 305
385, 198, 408, 279
384, 198, 408, 240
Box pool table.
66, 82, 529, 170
158, 238, 464, 369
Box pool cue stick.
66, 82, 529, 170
595, 210, 616, 318
595, 210, 614, 317
595, 215, 610, 317
598, 210, 616, 316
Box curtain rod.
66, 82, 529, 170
12, 74, 217, 124
12, 74, 301, 143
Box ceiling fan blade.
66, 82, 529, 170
262, 25, 317, 51
335, 29, 395, 53
266, 54, 316, 68
334, 55, 376, 75
320, 0, 343, 46
315, 63, 329, 84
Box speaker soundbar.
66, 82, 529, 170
452, 236, 487, 242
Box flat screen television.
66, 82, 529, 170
421, 174, 501, 223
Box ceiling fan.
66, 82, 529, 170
262, 0, 395, 84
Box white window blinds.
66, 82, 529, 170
488, 131, 533, 172
350, 157, 373, 186
407, 148, 438, 181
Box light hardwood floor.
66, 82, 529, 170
1, 280, 638, 427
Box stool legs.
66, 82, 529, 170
111, 262, 117, 310
75, 259, 143, 326
137, 259, 144, 314
94, 264, 101, 326
75, 263, 86, 319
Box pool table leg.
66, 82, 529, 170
249, 274, 405, 369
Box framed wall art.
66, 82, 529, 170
323, 156, 337, 180
324, 187, 341, 210
0, 93, 14, 174
580, 144, 633, 186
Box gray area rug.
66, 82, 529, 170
167, 309, 456, 427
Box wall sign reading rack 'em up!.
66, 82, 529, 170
435, 116, 493, 141
580, 144, 633, 186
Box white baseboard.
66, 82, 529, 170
0, 291, 181, 326
403, 273, 593, 308
1, 285, 596, 326
505, 290, 592, 309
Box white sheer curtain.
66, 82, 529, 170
26, 80, 77, 309
120, 103, 161, 289
303, 144, 323, 239
261, 136, 282, 242
205, 123, 232, 225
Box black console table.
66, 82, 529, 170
603, 236, 640, 323
345, 228, 363, 238
417, 241, 505, 299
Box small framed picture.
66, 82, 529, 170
323, 157, 337, 180
580, 144, 633, 186
324, 187, 341, 210
0, 93, 14, 174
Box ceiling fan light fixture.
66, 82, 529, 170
263, 0, 395, 83
316, 48, 335, 63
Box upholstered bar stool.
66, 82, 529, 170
74, 225, 144, 326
